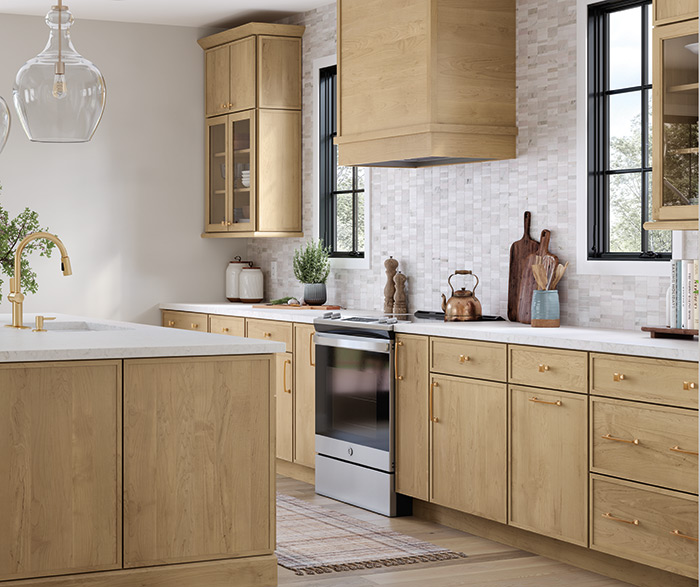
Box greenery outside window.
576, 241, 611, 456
319, 65, 365, 258
587, 0, 671, 260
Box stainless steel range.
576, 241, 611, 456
313, 313, 409, 517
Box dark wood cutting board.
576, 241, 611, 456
507, 211, 539, 321
517, 230, 559, 324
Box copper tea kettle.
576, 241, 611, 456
441, 270, 482, 322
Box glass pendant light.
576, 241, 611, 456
13, 1, 106, 143
0, 97, 10, 153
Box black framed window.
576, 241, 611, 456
319, 65, 365, 258
588, 0, 671, 260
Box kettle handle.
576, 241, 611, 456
448, 270, 479, 293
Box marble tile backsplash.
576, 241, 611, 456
248, 0, 689, 330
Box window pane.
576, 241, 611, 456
609, 173, 642, 253
335, 193, 353, 252
357, 167, 366, 190
609, 91, 642, 170
645, 89, 652, 166
337, 165, 353, 191
609, 6, 642, 90
357, 191, 365, 250
646, 4, 652, 82
646, 172, 672, 252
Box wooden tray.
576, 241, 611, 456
252, 304, 341, 310
507, 212, 539, 322
641, 326, 698, 340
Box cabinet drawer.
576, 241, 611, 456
162, 310, 208, 332
509, 345, 587, 393
591, 397, 698, 494
591, 353, 698, 409
430, 338, 506, 382
209, 315, 246, 337
590, 475, 698, 579
246, 318, 293, 350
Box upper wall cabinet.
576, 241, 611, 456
653, 0, 697, 25
199, 23, 304, 238
336, 0, 517, 168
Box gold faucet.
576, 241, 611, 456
6, 232, 72, 329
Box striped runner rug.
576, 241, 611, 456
276, 493, 467, 576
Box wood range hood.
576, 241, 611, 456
336, 0, 517, 168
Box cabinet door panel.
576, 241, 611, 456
205, 46, 230, 118
0, 361, 121, 581
276, 352, 294, 462
431, 375, 506, 523
229, 37, 256, 112
258, 36, 302, 109
653, 0, 697, 24
509, 385, 588, 546
294, 325, 316, 468
124, 357, 273, 567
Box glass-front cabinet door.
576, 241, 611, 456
652, 18, 699, 223
205, 117, 230, 232
229, 110, 256, 232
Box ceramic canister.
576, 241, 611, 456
531, 290, 560, 328
239, 267, 264, 303
225, 260, 249, 302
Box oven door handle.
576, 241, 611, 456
314, 332, 391, 354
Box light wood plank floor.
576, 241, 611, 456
277, 475, 632, 587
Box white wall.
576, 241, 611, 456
0, 14, 244, 325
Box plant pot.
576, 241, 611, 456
303, 283, 327, 306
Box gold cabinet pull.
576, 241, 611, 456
683, 381, 697, 390
529, 396, 561, 406
167, 320, 175, 327
309, 331, 315, 367
228, 102, 233, 108
602, 512, 639, 526
538, 364, 550, 372
430, 381, 439, 423
220, 220, 226, 226
191, 323, 199, 329
602, 433, 639, 445
613, 372, 625, 382
222, 327, 229, 333
221, 102, 227, 109
283, 359, 291, 394
395, 340, 404, 380
670, 445, 699, 456
670, 529, 699, 542
264, 332, 271, 338
459, 354, 469, 363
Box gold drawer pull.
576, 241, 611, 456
222, 327, 229, 333
283, 359, 291, 394
221, 102, 227, 109
264, 332, 272, 338
670, 529, 698, 542
395, 340, 403, 380
603, 512, 639, 526
167, 320, 175, 327
191, 323, 199, 329
529, 396, 561, 406
683, 381, 697, 390
459, 354, 469, 363
670, 445, 699, 456
430, 381, 439, 423
602, 433, 639, 445
310, 332, 315, 367
613, 372, 625, 382
538, 364, 550, 372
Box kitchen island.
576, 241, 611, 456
0, 314, 283, 587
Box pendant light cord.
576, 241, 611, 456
56, 0, 63, 75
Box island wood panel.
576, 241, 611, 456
509, 385, 588, 546
591, 397, 698, 494
653, 0, 697, 25
430, 337, 506, 382
123, 356, 273, 567
508, 345, 588, 393
229, 36, 256, 113
257, 36, 302, 109
395, 334, 430, 501
430, 374, 507, 523
205, 45, 230, 118
0, 361, 121, 582
276, 352, 294, 462
293, 324, 316, 468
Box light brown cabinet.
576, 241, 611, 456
162, 309, 208, 332
509, 385, 588, 546
199, 23, 304, 238
275, 352, 294, 462
209, 314, 246, 337
653, 0, 697, 25
0, 361, 121, 582
294, 324, 317, 468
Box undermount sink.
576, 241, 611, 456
41, 321, 133, 332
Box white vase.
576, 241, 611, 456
239, 267, 264, 303
225, 260, 249, 302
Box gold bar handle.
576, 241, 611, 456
670, 529, 698, 542
683, 381, 697, 390
430, 381, 439, 423
395, 340, 404, 380
283, 359, 291, 394
264, 332, 272, 338
222, 327, 229, 333
613, 372, 625, 382
670, 445, 699, 456
309, 332, 315, 367
603, 512, 639, 526
191, 323, 199, 329
538, 364, 550, 372
167, 320, 175, 327
529, 396, 561, 406
459, 354, 469, 363
602, 433, 639, 445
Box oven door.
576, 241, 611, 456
315, 331, 394, 472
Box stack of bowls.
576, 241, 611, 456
241, 170, 250, 188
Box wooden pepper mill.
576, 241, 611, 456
393, 271, 407, 315
384, 256, 398, 313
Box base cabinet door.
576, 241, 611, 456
509, 385, 588, 546
276, 352, 294, 462
430, 374, 506, 523
294, 324, 316, 468
0, 361, 121, 582
395, 334, 429, 500
123, 357, 273, 567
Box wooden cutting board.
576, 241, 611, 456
517, 230, 559, 324
252, 304, 341, 310
507, 211, 539, 322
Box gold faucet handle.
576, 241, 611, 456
33, 316, 56, 332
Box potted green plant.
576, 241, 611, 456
293, 239, 331, 306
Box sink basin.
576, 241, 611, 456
42, 321, 133, 332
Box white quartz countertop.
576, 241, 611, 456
161, 302, 699, 362
0, 313, 284, 363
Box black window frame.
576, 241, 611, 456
587, 0, 670, 261
319, 65, 365, 259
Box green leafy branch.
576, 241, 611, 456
293, 240, 331, 284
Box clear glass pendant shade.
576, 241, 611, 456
13, 5, 106, 143
0, 97, 10, 153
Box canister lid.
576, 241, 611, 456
242, 266, 261, 270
